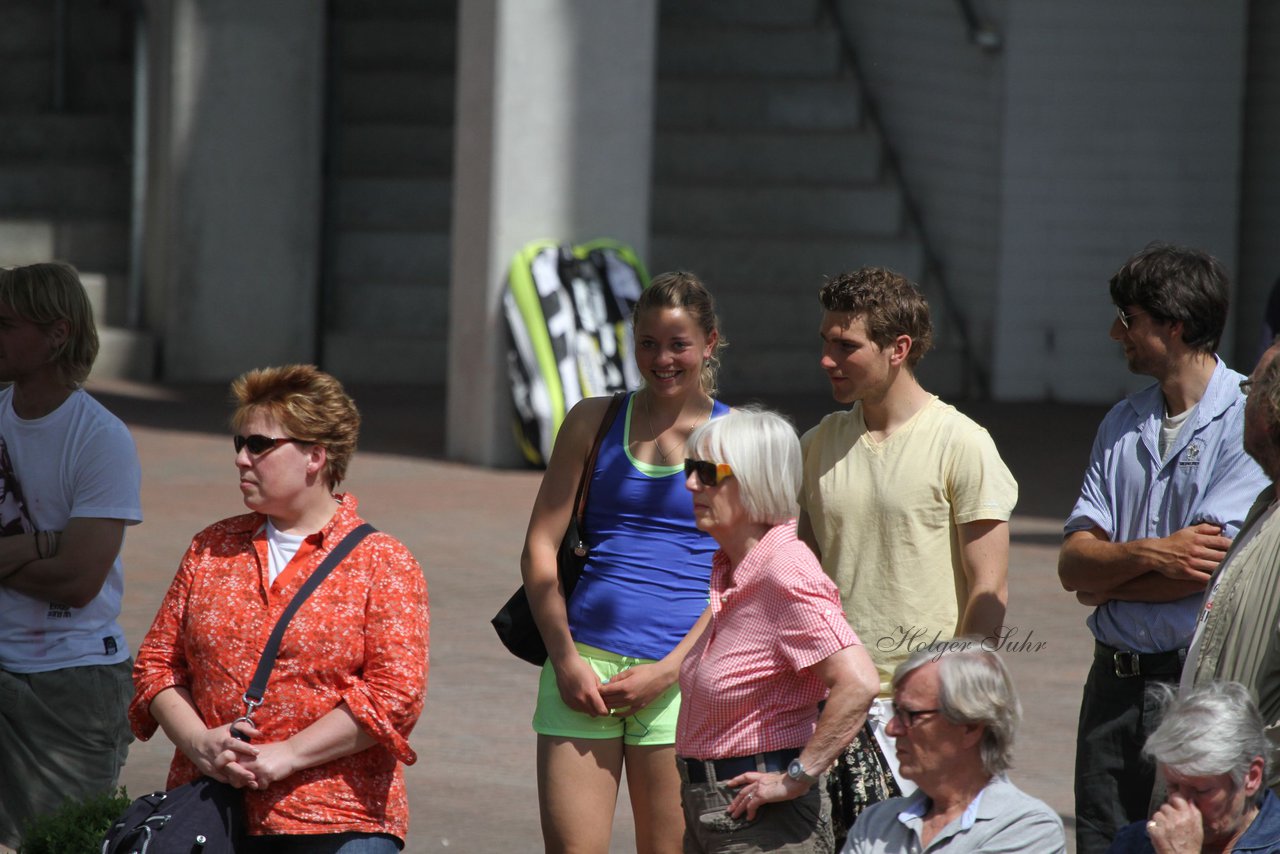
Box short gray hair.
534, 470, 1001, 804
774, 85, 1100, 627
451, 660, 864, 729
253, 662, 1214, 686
893, 641, 1021, 776
1144, 681, 1268, 794
687, 406, 800, 525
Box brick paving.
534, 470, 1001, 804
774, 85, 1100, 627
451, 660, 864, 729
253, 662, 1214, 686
92, 378, 1109, 853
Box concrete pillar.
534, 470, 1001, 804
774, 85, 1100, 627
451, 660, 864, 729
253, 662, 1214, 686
142, 0, 325, 381
446, 0, 658, 466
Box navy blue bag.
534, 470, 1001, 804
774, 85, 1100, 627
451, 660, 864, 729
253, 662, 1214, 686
100, 777, 243, 853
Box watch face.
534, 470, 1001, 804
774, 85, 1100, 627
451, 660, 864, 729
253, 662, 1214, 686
787, 758, 804, 780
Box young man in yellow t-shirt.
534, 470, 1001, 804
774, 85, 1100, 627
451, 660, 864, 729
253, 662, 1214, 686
797, 267, 1018, 845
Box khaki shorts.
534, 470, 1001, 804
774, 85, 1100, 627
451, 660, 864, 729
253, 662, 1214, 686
0, 660, 133, 848
681, 776, 833, 854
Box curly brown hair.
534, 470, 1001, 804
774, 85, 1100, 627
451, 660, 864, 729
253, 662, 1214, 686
230, 365, 360, 488
819, 267, 933, 368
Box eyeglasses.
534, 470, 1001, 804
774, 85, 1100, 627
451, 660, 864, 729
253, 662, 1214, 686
1115, 307, 1147, 330
684, 459, 734, 487
890, 703, 941, 730
234, 434, 305, 456
1241, 379, 1256, 396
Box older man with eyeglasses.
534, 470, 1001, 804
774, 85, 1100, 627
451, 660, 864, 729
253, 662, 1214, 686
1057, 243, 1270, 853
840, 644, 1065, 854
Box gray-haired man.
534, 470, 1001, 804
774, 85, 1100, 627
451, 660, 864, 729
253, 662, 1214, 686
841, 644, 1065, 853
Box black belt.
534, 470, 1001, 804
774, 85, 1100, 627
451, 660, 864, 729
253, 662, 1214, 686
678, 748, 799, 784
1095, 641, 1186, 679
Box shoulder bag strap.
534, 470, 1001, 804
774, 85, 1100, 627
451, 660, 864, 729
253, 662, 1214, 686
241, 522, 378, 712
571, 392, 627, 531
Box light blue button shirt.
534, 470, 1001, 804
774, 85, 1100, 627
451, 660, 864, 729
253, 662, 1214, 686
842, 776, 1066, 853
1065, 358, 1270, 652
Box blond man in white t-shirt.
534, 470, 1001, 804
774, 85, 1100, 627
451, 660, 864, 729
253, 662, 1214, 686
0, 263, 142, 849
797, 267, 1018, 846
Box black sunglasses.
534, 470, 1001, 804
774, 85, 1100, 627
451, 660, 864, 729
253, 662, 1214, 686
683, 458, 734, 487
234, 434, 305, 456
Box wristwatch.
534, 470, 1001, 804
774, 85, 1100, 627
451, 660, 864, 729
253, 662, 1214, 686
786, 757, 818, 785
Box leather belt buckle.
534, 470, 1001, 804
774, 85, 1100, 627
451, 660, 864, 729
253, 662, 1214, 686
1114, 650, 1141, 678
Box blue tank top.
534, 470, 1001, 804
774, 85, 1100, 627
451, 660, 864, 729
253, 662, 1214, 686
567, 392, 729, 660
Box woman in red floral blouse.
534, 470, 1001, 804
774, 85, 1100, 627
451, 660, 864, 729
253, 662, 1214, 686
130, 365, 429, 853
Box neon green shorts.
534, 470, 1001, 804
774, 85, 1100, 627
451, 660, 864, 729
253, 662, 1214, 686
532, 642, 682, 746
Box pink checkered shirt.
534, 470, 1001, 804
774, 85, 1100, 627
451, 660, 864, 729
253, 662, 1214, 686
676, 520, 858, 759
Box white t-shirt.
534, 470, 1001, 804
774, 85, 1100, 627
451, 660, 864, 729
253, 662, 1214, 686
265, 520, 305, 584
0, 387, 142, 672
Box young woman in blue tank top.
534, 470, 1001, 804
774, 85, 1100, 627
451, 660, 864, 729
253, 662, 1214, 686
521, 272, 729, 854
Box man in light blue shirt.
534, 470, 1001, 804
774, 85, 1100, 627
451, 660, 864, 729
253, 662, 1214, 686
1058, 243, 1270, 854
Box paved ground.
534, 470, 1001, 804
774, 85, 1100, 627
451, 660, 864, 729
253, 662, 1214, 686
93, 378, 1111, 853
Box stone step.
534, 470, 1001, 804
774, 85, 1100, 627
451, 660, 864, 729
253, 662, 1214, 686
658, 25, 840, 77
718, 345, 833, 398
914, 344, 970, 400
335, 19, 457, 71
653, 129, 880, 185
0, 58, 132, 112
324, 331, 442, 384
718, 292, 825, 349
0, 217, 128, 273
94, 326, 156, 382
79, 270, 134, 327
652, 183, 903, 238
333, 122, 454, 177
331, 178, 452, 230
331, 230, 450, 280
0, 2, 54, 57
658, 0, 823, 28
0, 113, 131, 159
650, 234, 924, 288
330, 0, 457, 22
0, 0, 132, 59
655, 76, 861, 131
80, 271, 109, 323
325, 278, 448, 337
0, 162, 130, 216
336, 71, 455, 122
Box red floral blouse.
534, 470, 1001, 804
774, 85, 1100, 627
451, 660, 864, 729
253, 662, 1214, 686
130, 494, 429, 840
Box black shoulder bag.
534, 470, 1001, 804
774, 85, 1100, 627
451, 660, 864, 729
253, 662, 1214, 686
492, 392, 626, 665
102, 524, 376, 854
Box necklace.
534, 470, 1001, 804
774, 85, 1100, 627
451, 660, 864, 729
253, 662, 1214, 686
643, 392, 708, 464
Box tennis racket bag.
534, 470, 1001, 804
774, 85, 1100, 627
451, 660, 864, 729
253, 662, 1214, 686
504, 238, 648, 467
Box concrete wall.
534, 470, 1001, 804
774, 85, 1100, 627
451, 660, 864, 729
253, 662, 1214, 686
991, 2, 1248, 401
446, 0, 658, 465
1236, 0, 1280, 369
142, 0, 325, 381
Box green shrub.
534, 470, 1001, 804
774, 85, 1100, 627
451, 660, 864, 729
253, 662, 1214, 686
17, 788, 131, 854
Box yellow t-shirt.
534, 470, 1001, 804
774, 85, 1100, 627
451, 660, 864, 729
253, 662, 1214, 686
799, 397, 1018, 695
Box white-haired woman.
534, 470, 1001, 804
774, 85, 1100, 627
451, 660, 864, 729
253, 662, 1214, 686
1109, 682, 1280, 854
676, 407, 880, 853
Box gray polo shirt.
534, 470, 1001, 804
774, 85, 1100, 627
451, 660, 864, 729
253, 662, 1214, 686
841, 776, 1065, 853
